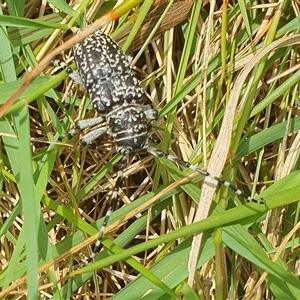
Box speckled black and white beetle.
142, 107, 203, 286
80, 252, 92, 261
60, 31, 260, 260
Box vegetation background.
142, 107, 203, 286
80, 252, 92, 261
1, 0, 300, 299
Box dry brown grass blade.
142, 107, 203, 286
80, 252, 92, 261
118, 0, 194, 52
187, 33, 300, 286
